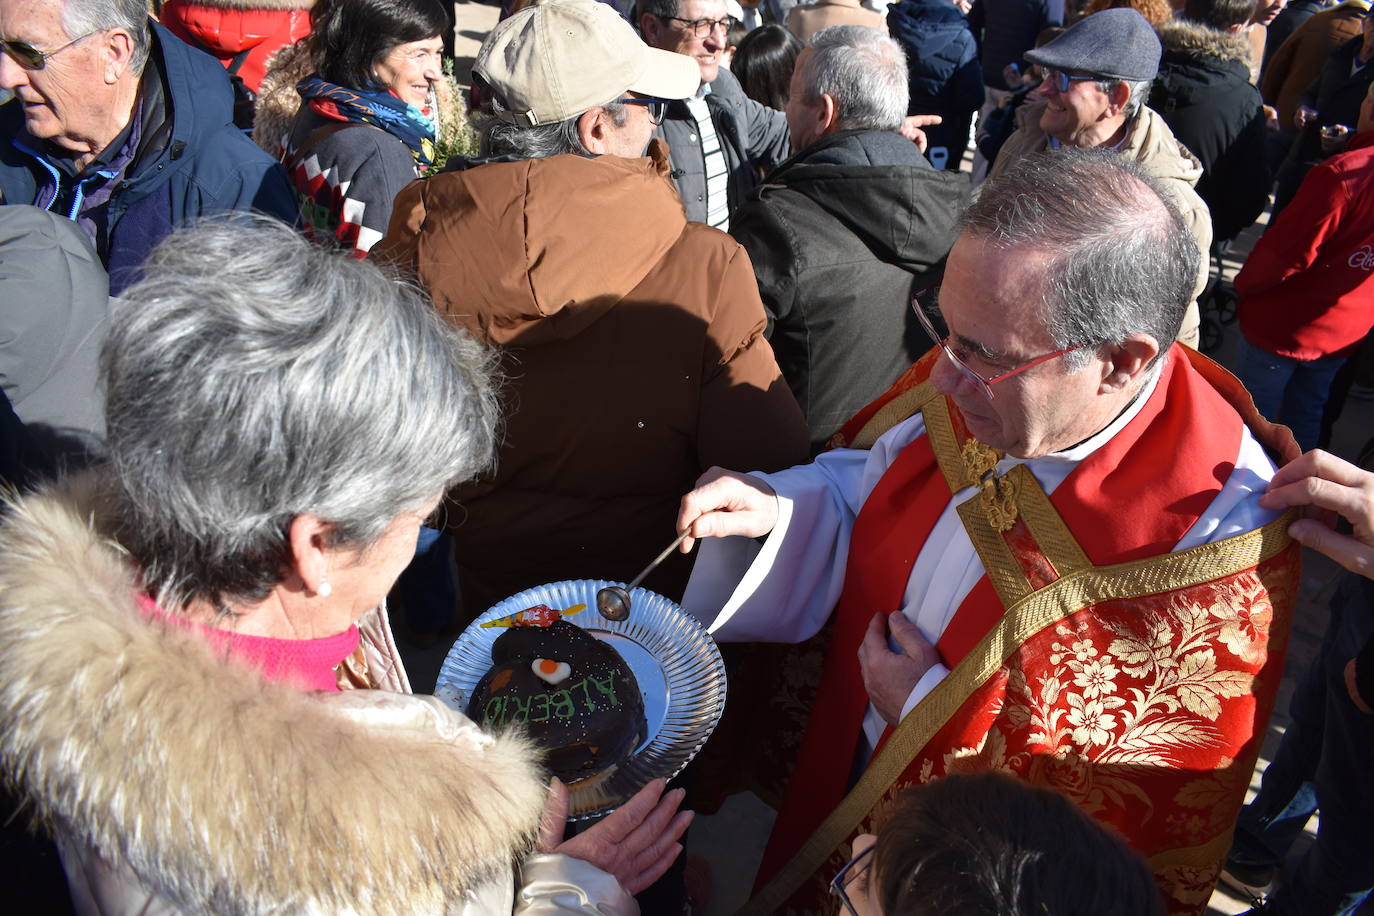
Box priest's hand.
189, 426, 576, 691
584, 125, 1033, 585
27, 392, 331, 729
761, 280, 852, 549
1260, 449, 1374, 579
538, 777, 693, 895
858, 611, 940, 726
676, 466, 780, 553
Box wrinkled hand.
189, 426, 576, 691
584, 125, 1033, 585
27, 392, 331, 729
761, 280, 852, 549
1345, 658, 1374, 714
1262, 104, 1280, 132
1259, 449, 1374, 578
858, 612, 940, 726
676, 466, 779, 553
1320, 124, 1351, 154
538, 778, 693, 895
1295, 105, 1318, 130
900, 114, 942, 153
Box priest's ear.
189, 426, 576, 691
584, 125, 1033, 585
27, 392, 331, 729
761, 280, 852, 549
1098, 333, 1160, 393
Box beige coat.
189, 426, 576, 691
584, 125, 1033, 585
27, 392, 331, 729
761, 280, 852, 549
0, 476, 635, 915
990, 102, 1213, 349
786, 0, 887, 41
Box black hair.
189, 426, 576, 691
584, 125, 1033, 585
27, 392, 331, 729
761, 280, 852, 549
1182, 0, 1258, 30
727, 16, 748, 50
731, 24, 804, 111
310, 0, 451, 91
873, 773, 1166, 916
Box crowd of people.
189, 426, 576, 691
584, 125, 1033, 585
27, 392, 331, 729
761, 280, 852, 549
1, 0, 1373, 913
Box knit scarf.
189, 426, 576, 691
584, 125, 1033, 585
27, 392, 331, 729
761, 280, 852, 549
296, 74, 436, 169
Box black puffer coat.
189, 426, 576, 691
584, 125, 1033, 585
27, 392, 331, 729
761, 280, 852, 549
889, 0, 984, 162
1149, 20, 1270, 242
729, 129, 969, 450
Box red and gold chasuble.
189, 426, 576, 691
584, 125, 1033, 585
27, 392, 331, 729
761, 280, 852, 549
743, 345, 1302, 916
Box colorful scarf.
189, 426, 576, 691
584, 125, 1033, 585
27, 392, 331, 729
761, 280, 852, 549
296, 74, 437, 169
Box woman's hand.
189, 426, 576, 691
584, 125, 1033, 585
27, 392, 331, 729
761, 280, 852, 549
538, 778, 693, 895
1259, 449, 1374, 578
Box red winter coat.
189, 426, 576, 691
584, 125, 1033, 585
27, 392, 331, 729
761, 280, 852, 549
159, 0, 313, 94
1237, 131, 1374, 361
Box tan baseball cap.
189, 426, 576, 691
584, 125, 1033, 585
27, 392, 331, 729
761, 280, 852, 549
475, 0, 700, 127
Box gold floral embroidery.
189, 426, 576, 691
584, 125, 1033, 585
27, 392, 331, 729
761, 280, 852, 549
979, 473, 1019, 532
959, 438, 1000, 486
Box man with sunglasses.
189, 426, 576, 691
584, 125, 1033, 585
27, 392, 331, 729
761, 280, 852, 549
0, 0, 295, 294
375, 0, 807, 652
677, 149, 1301, 914
989, 8, 1214, 350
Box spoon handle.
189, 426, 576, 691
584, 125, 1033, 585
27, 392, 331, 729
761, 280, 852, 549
624, 531, 691, 592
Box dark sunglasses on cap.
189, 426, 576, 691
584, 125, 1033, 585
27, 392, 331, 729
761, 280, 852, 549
1, 29, 101, 70
615, 97, 669, 126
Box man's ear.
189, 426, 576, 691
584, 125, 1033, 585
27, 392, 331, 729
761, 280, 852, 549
97, 29, 135, 84
1099, 333, 1160, 393
1106, 80, 1132, 118
286, 514, 334, 596
817, 92, 840, 136
577, 107, 609, 155
640, 11, 664, 46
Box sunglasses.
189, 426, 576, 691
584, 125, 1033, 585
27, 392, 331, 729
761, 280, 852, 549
1041, 67, 1105, 94
616, 97, 668, 126
1, 29, 100, 70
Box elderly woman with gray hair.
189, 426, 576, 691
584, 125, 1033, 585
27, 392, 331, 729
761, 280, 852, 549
0, 218, 689, 914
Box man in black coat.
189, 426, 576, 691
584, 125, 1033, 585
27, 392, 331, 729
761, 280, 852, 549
1273, 11, 1374, 214
1149, 0, 1272, 243
729, 25, 969, 451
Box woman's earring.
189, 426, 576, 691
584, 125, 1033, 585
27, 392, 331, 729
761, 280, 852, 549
317, 579, 333, 598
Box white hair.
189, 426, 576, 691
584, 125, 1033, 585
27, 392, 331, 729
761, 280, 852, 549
800, 25, 909, 132
102, 216, 499, 609
60, 0, 150, 74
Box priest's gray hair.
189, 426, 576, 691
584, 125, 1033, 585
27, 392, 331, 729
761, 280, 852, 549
800, 25, 908, 133
102, 215, 499, 610
61, 0, 150, 74
960, 147, 1197, 370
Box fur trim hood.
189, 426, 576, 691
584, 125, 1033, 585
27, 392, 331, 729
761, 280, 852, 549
0, 476, 547, 914
1156, 20, 1255, 66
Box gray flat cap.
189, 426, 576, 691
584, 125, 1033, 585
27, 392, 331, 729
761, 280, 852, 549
1024, 8, 1162, 82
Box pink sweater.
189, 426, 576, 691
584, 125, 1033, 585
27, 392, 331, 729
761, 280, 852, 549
139, 594, 359, 692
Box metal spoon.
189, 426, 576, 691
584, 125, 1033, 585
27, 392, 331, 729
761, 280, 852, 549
596, 531, 691, 621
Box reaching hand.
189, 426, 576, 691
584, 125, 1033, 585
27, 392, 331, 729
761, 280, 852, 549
1259, 449, 1374, 579
538, 778, 693, 895
857, 612, 940, 726
676, 466, 780, 554
900, 115, 942, 153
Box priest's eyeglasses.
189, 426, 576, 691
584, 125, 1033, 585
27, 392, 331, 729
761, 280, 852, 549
828, 843, 874, 916
911, 286, 1085, 401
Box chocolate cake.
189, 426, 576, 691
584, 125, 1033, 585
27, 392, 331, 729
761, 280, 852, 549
467, 610, 647, 785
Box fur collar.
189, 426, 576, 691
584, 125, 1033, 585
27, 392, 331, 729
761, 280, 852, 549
172, 0, 315, 10
0, 476, 547, 914
1156, 20, 1255, 66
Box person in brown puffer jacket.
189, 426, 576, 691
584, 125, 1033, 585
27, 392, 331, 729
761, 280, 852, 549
374, 0, 809, 620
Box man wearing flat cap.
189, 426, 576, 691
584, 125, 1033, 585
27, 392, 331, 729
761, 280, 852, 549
374, 0, 807, 629
990, 8, 1213, 349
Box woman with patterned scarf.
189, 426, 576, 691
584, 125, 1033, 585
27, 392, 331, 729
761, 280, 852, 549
282, 0, 447, 256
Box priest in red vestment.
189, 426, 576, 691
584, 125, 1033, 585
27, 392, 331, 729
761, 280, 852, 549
677, 148, 1302, 915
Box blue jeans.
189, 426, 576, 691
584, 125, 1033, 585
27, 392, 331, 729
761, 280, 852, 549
1234, 338, 1348, 452
1229, 575, 1374, 916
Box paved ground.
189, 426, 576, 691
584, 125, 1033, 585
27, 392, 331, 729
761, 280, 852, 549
403, 9, 1369, 912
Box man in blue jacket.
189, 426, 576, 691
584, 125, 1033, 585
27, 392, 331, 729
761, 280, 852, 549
0, 0, 296, 293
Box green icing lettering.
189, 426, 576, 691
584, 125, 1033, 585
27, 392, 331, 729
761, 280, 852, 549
505, 693, 530, 724
483, 696, 505, 726
589, 673, 620, 707
529, 693, 551, 724
548, 688, 576, 720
